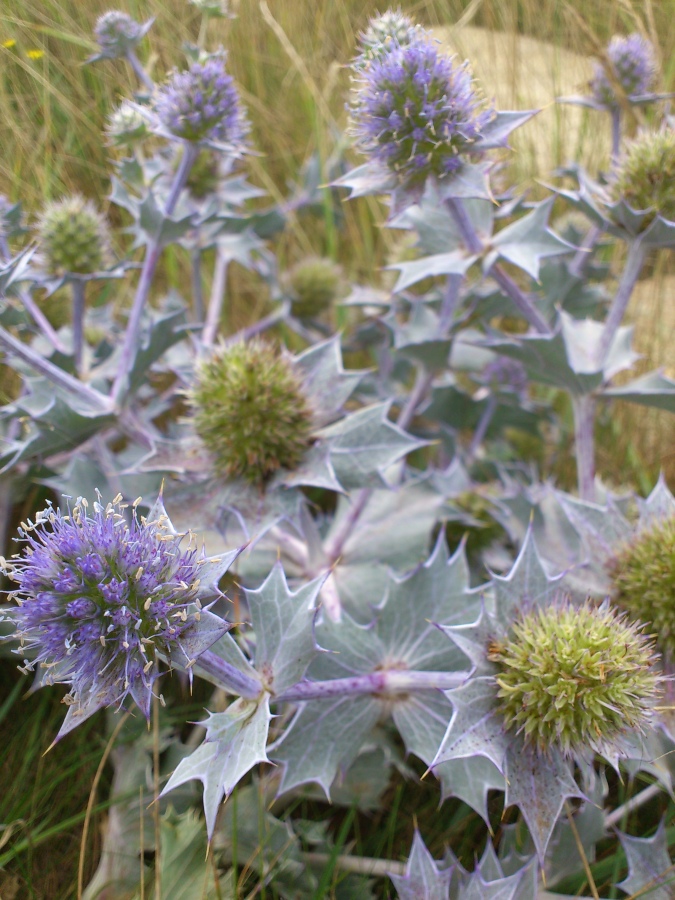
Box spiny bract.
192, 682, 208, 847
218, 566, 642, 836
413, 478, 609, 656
591, 33, 657, 109
37, 195, 110, 277
2, 494, 226, 730
612, 129, 675, 224
491, 599, 660, 757
190, 340, 314, 484
350, 34, 493, 188
610, 517, 675, 662
284, 257, 342, 319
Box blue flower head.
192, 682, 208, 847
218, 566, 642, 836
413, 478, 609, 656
155, 51, 250, 148
94, 11, 145, 59
350, 35, 493, 189
3, 494, 237, 740
591, 34, 657, 109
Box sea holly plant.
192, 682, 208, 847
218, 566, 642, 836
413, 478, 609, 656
4, 6, 675, 898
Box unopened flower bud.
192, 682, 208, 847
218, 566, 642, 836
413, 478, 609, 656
285, 257, 342, 319
106, 100, 148, 147
37, 196, 111, 276
94, 10, 144, 59
190, 340, 314, 483
491, 599, 660, 757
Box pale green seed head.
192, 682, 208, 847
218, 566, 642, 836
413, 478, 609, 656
106, 101, 148, 147
491, 600, 660, 757
285, 257, 343, 319
610, 518, 675, 663
612, 129, 675, 225
37, 196, 110, 276
190, 340, 314, 484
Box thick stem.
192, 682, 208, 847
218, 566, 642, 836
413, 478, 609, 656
568, 224, 602, 280
18, 289, 69, 355
439, 273, 462, 333
191, 249, 204, 323
596, 240, 646, 367
202, 243, 229, 349
445, 198, 551, 335
111, 144, 197, 404
275, 669, 469, 703
610, 107, 622, 167
194, 649, 263, 700
0, 324, 112, 411
125, 49, 154, 93
71, 279, 86, 375
324, 488, 372, 565
572, 394, 596, 502
467, 394, 497, 460
397, 365, 434, 432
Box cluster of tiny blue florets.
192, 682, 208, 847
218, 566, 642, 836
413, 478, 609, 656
94, 11, 144, 58
350, 35, 493, 187
591, 33, 657, 109
3, 496, 209, 722
155, 51, 250, 147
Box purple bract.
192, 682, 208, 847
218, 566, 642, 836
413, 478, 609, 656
591, 34, 657, 109
3, 495, 225, 733
350, 36, 493, 187
155, 51, 250, 147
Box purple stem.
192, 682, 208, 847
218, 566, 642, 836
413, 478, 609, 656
18, 289, 69, 355
126, 49, 154, 93
569, 224, 602, 280
596, 240, 646, 367
111, 143, 198, 404
71, 279, 86, 375
467, 394, 498, 460
194, 649, 262, 700
610, 107, 622, 167
221, 301, 290, 349
397, 365, 434, 432
324, 487, 372, 565
439, 273, 462, 332
275, 669, 469, 703
0, 323, 112, 411
445, 198, 551, 335
572, 394, 596, 501
202, 242, 229, 349
191, 249, 204, 323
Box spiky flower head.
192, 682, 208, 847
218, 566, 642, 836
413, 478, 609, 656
612, 129, 675, 224
37, 195, 111, 277
94, 11, 144, 58
490, 599, 660, 757
610, 517, 675, 662
591, 34, 657, 109
2, 494, 231, 737
284, 257, 343, 319
350, 36, 493, 189
106, 100, 148, 147
190, 340, 314, 484
155, 51, 250, 147
353, 9, 424, 70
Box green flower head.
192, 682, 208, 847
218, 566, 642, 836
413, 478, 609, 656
284, 257, 343, 319
189, 340, 314, 484
37, 195, 111, 277
490, 599, 660, 757
610, 517, 675, 663
613, 129, 675, 225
